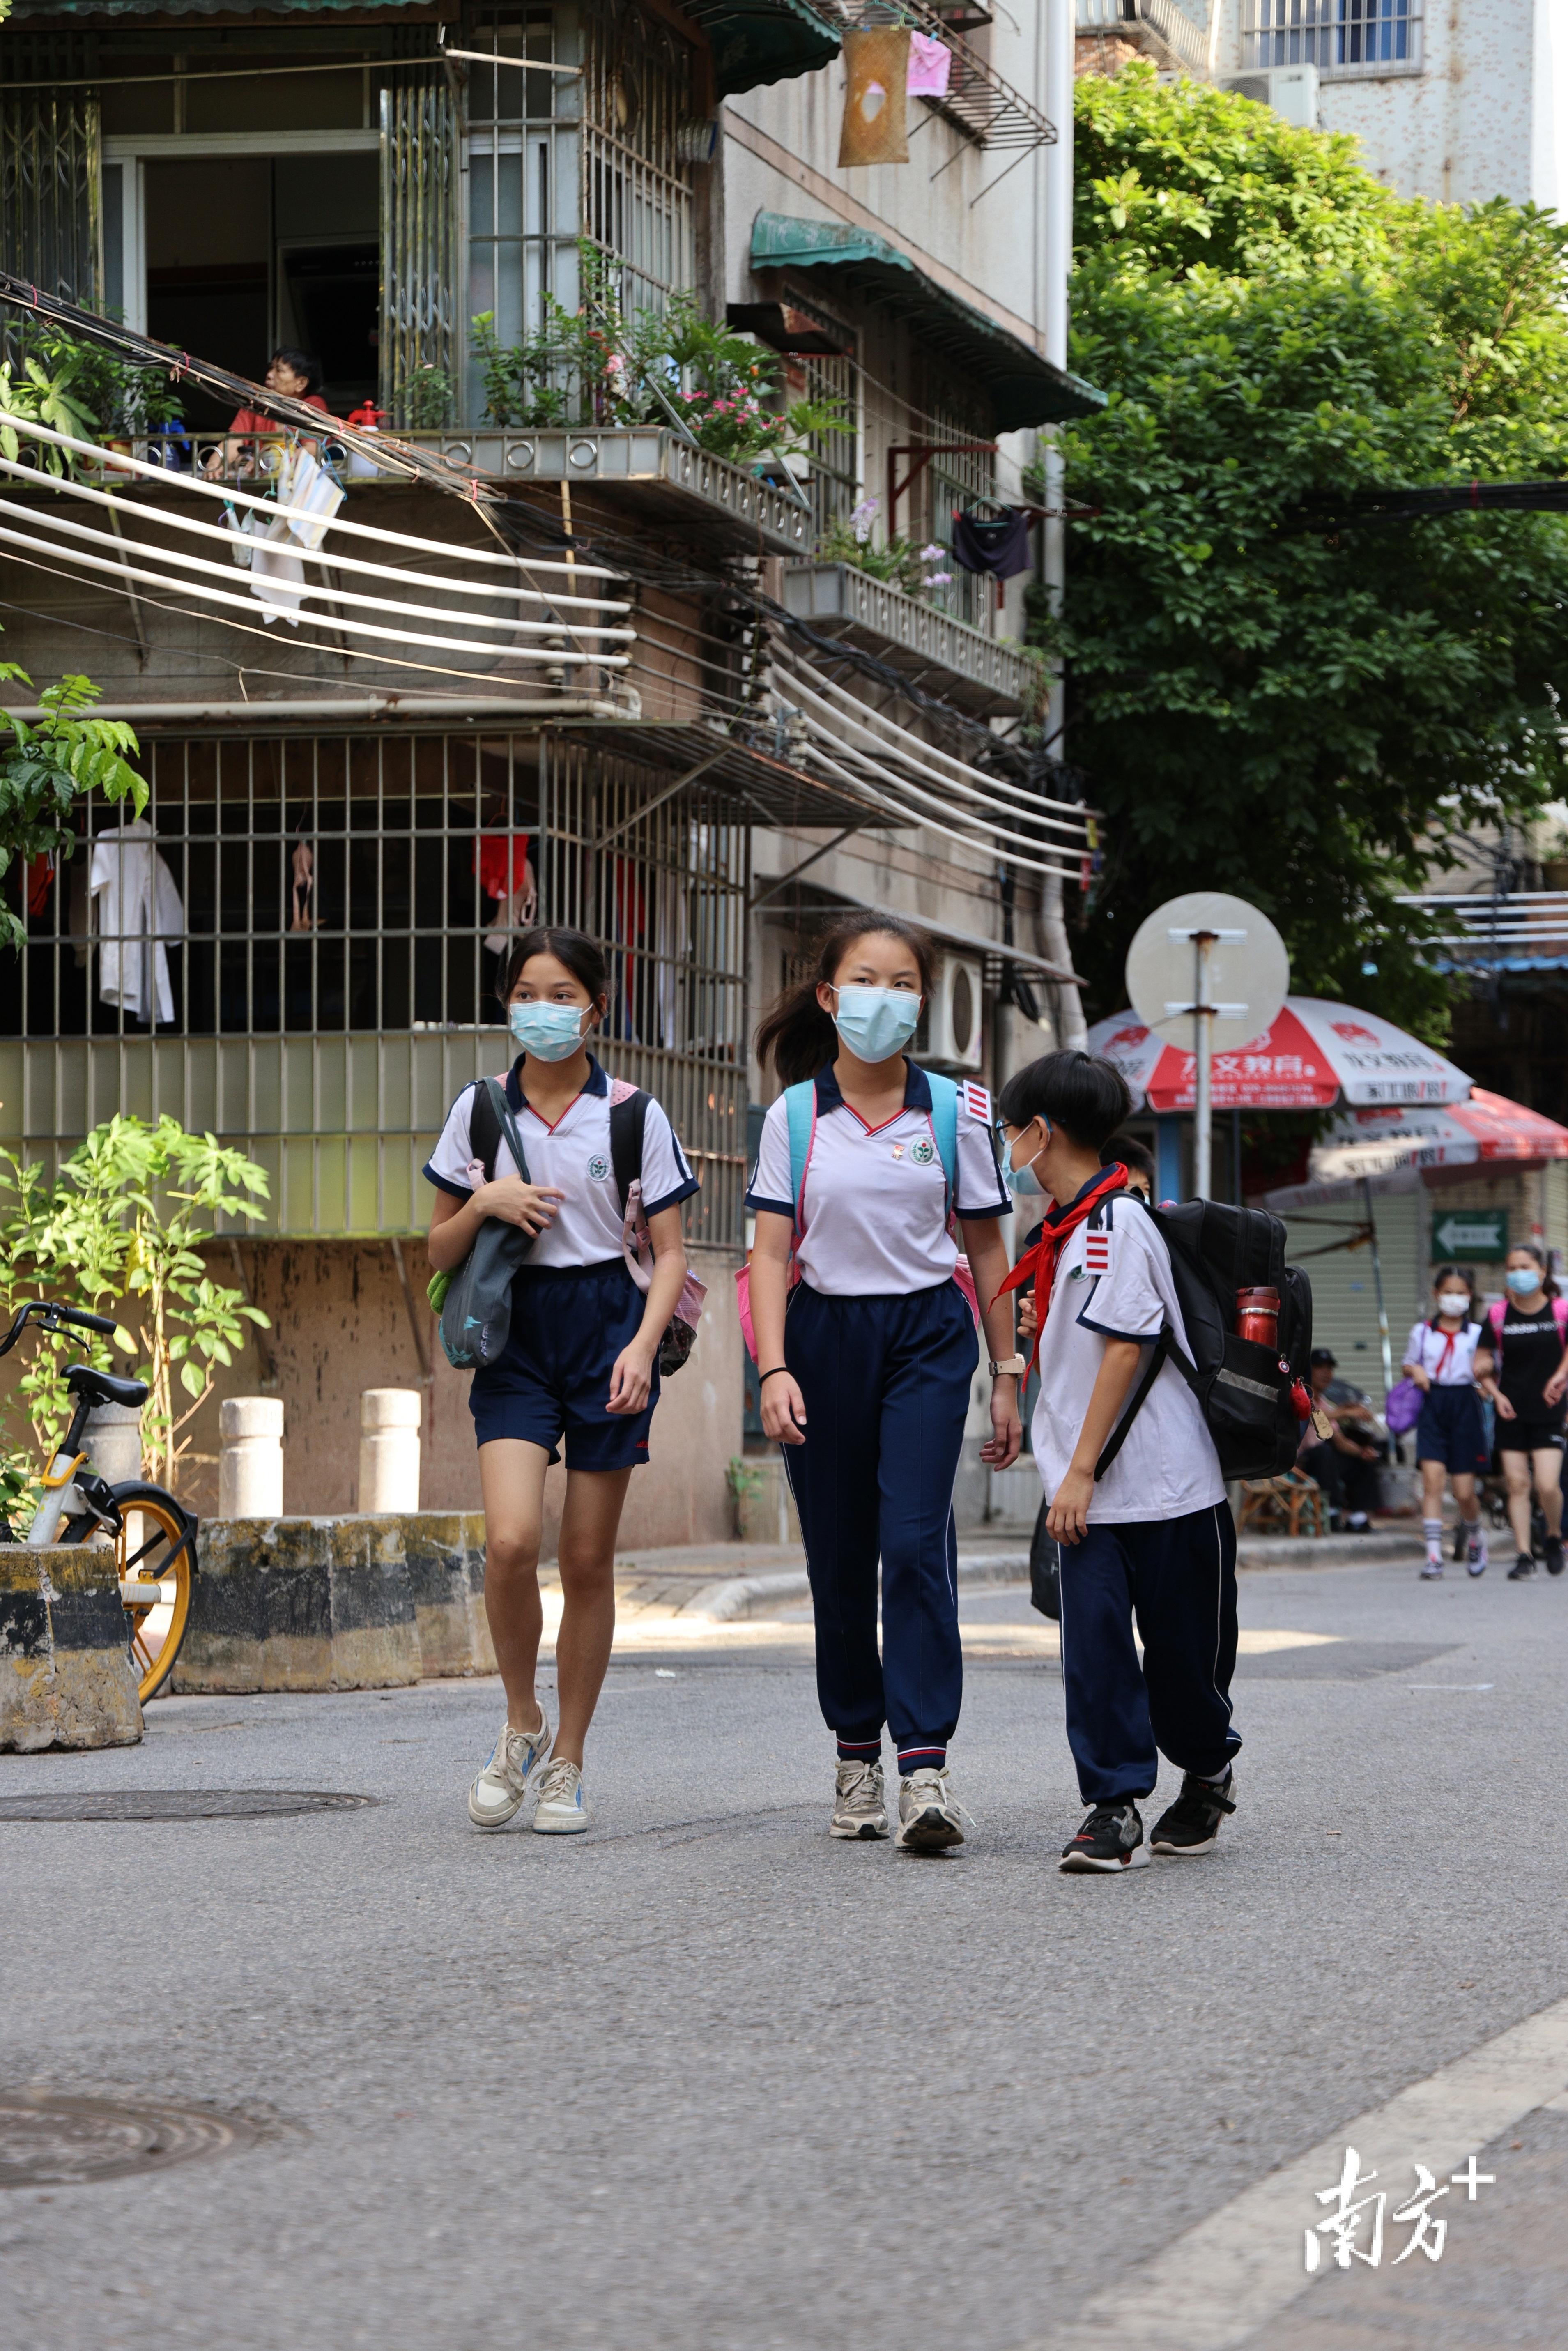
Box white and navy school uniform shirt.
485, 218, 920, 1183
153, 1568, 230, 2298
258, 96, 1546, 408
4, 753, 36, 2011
423, 1054, 698, 1269
1402, 1319, 1483, 1386
1031, 1188, 1225, 1525
744, 1061, 1008, 1296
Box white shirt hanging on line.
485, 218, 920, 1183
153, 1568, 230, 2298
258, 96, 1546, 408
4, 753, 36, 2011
222, 443, 345, 626
89, 819, 184, 1026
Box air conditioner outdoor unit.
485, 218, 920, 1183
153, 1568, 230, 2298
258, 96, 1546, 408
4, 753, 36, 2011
1220, 63, 1318, 128
927, 954, 984, 1070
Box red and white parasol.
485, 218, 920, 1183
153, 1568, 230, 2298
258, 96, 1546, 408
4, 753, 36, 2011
1087, 996, 1471, 1112
1258, 1089, 1568, 1209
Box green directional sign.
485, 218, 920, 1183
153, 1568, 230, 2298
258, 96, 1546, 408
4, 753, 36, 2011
1431, 1207, 1508, 1262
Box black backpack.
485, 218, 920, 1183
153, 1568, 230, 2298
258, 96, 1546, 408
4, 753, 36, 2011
469, 1080, 698, 1375
469, 1080, 652, 1212
1094, 1196, 1313, 1483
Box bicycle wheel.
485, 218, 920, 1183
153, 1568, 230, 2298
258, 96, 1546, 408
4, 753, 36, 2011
66, 1485, 197, 1705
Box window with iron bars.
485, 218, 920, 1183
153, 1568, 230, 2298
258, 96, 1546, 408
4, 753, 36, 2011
463, 0, 695, 420
1241, 0, 1423, 75
0, 729, 750, 1242
781, 284, 861, 538
921, 380, 997, 633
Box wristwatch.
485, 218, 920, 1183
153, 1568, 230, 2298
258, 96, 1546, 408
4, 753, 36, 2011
989, 1355, 1027, 1378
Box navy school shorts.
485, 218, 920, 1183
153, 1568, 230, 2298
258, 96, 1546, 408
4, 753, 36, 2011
1414, 1383, 1489, 1475
469, 1259, 658, 1471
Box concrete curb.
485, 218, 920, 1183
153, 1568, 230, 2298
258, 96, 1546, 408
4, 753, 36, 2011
1236, 1531, 1424, 1570
686, 1551, 1032, 1623
0, 1544, 142, 1751
175, 1518, 422, 1694
400, 1512, 496, 1679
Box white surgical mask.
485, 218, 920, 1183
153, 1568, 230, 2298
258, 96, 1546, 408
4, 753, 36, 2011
830, 984, 921, 1063
509, 1000, 589, 1060
1436, 1292, 1469, 1320
1006, 1122, 1051, 1199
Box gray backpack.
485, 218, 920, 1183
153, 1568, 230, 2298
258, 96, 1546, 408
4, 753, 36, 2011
433, 1078, 538, 1371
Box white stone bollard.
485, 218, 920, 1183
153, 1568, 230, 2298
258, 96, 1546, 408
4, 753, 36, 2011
358, 1389, 422, 1514
219, 1397, 285, 1519
84, 1400, 144, 1486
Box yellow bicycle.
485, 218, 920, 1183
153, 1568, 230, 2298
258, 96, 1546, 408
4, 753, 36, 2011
1, 1300, 198, 1702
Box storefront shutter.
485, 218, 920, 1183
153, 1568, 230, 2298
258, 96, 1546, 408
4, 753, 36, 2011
379, 69, 460, 426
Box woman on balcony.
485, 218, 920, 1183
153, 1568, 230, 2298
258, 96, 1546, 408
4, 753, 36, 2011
425, 925, 698, 1835
745, 911, 1022, 1852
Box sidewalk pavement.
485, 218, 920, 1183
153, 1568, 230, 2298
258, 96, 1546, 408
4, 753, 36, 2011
544, 1523, 1425, 1633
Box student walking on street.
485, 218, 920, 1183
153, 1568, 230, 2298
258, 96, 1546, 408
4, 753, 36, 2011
1475, 1243, 1568, 1580
425, 926, 698, 1833
745, 912, 1023, 1852
1000, 1050, 1239, 1876
1404, 1270, 1491, 1580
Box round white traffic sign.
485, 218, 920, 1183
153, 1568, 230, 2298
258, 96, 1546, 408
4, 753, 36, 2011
1125, 891, 1289, 1048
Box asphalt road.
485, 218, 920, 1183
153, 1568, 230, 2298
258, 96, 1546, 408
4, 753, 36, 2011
6, 1551, 1568, 2351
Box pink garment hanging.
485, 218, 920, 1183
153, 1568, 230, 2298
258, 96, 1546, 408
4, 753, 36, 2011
907, 31, 953, 97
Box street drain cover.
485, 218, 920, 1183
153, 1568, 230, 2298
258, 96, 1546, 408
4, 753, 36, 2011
0, 2093, 258, 2188
0, 1789, 377, 1822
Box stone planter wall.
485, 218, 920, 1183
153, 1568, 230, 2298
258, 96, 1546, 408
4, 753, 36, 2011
0, 1544, 143, 1751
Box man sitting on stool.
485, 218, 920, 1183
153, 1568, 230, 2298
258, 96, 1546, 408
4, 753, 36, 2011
1298, 1348, 1387, 1532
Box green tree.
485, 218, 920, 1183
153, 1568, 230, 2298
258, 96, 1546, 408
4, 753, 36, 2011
0, 1116, 270, 1508
0, 674, 147, 952
1045, 65, 1568, 1035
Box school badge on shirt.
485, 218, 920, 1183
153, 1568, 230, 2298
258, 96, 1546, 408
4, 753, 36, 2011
587, 1154, 610, 1180
910, 1137, 935, 1165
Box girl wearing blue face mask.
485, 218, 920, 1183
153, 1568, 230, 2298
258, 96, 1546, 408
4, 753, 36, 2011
745, 911, 1021, 1851
425, 926, 697, 1833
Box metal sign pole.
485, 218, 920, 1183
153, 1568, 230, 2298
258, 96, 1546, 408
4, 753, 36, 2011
1361, 1174, 1395, 1400
1193, 931, 1214, 1201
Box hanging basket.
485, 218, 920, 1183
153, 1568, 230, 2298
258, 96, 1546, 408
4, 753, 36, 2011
838, 27, 911, 168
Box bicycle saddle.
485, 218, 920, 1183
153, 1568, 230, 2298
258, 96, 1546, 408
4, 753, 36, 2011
64, 1362, 150, 1410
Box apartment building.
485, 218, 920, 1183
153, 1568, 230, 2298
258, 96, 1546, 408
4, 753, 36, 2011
0, 0, 1094, 1532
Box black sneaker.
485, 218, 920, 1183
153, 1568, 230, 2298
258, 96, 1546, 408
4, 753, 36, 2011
1508, 1553, 1538, 1580
1150, 1768, 1237, 1858
1059, 1801, 1148, 1874
1546, 1537, 1565, 1577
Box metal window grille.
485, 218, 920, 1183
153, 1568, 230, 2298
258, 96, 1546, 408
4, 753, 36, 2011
0, 729, 749, 1242
464, 6, 585, 421
781, 285, 861, 538
922, 381, 996, 632
1242, 0, 1423, 74
581, 0, 696, 320
0, 36, 102, 322
382, 69, 462, 427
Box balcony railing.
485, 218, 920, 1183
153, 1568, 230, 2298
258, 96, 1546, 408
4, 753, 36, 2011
893, 1, 1058, 148
1397, 892, 1568, 973
52, 426, 815, 559
1076, 0, 1213, 77
781, 560, 1036, 715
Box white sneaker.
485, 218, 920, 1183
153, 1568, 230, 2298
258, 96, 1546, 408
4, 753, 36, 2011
831, 1758, 888, 1840
532, 1756, 592, 1834
467, 1709, 552, 1830
1466, 1527, 1489, 1578
895, 1765, 967, 1852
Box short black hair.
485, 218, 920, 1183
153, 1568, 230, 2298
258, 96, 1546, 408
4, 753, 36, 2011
271, 345, 322, 395
1101, 1132, 1154, 1182
497, 924, 607, 1007
998, 1049, 1131, 1153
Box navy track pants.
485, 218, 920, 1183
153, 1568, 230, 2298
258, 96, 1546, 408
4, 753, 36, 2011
1059, 1502, 1241, 1804
782, 1279, 978, 1768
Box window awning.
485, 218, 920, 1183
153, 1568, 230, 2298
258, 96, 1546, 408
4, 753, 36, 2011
683, 0, 843, 95
750, 211, 1107, 432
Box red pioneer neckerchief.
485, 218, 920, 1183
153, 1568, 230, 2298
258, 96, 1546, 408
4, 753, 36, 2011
993, 1163, 1129, 1374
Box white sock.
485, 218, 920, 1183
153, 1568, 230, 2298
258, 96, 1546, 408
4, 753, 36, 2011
1423, 1518, 1442, 1559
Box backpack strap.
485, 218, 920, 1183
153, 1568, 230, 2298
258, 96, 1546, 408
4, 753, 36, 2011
1556, 1296, 1568, 1341
607, 1080, 648, 1214
468, 1076, 506, 1185
922, 1068, 959, 1222
784, 1079, 817, 1242
482, 1076, 532, 1188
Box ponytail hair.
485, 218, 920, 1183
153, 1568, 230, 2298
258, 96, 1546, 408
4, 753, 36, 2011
754, 910, 935, 1086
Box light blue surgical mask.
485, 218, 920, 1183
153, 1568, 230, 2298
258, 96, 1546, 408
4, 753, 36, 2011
508, 1000, 589, 1061
1506, 1267, 1543, 1296
830, 983, 921, 1063
1006, 1121, 1051, 1198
